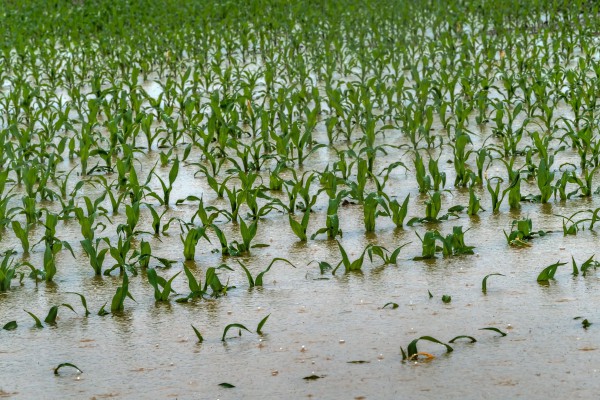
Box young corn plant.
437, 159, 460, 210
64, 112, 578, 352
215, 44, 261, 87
363, 192, 389, 232
368, 243, 410, 265
288, 209, 311, 241
147, 269, 180, 302
504, 218, 547, 246
311, 191, 346, 240
181, 225, 210, 261
11, 221, 30, 254
111, 272, 135, 313
387, 194, 410, 228
486, 177, 519, 213
176, 265, 205, 303
414, 231, 440, 260
80, 238, 109, 276
237, 258, 296, 288
407, 191, 458, 225
400, 336, 454, 361
333, 241, 373, 274
467, 188, 484, 215
0, 251, 17, 292
537, 260, 567, 283
571, 255, 599, 277
147, 157, 179, 207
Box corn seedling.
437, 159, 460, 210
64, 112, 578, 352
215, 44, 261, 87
222, 323, 252, 342
571, 255, 599, 277
333, 241, 372, 274
0, 251, 17, 291
368, 243, 410, 265
288, 209, 311, 241
482, 273, 505, 294
147, 157, 179, 207
407, 191, 458, 225
147, 269, 180, 302
504, 218, 547, 246
238, 258, 296, 288
81, 239, 108, 276
387, 194, 410, 228
66, 292, 91, 317
191, 325, 204, 343
44, 303, 77, 325
401, 336, 453, 361
181, 225, 209, 261
111, 272, 135, 313
537, 260, 567, 283
311, 191, 346, 240
11, 221, 30, 254
256, 314, 270, 335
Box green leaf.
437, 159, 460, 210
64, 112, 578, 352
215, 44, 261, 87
255, 258, 295, 286
191, 324, 204, 343
169, 157, 180, 186
257, 314, 270, 335
448, 335, 477, 343
406, 336, 453, 359
482, 273, 504, 294
54, 363, 82, 375
160, 271, 181, 301
537, 260, 567, 282
219, 383, 235, 388
479, 327, 507, 337
67, 292, 90, 316
237, 261, 255, 287
222, 323, 252, 341
183, 265, 201, 293
582, 319, 592, 329
303, 374, 324, 380
382, 302, 399, 309
44, 306, 59, 325
2, 321, 17, 331
97, 302, 110, 316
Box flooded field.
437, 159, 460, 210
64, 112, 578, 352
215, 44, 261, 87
2, 0, 600, 398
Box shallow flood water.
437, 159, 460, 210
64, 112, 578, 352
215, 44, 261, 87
1, 138, 600, 399
3, 1, 600, 399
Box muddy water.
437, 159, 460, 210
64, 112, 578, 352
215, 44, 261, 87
2, 51, 600, 398
2, 125, 600, 400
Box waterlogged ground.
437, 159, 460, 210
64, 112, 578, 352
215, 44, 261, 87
5, 1, 600, 399
1, 133, 600, 399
